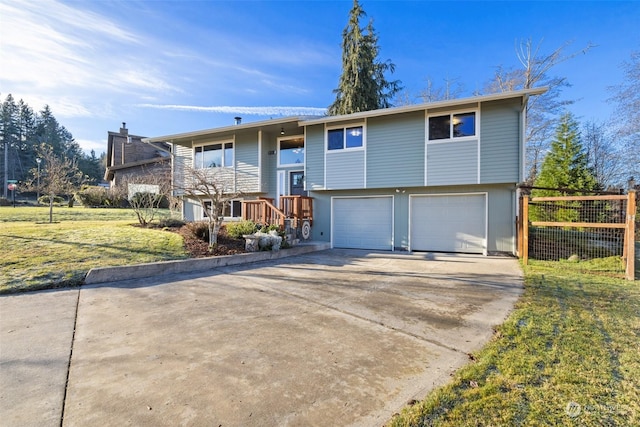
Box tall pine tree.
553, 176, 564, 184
533, 113, 598, 221
534, 112, 597, 194
328, 0, 401, 115
1, 94, 106, 195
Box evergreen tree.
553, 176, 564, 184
1, 94, 106, 194
533, 113, 598, 221
328, 0, 401, 115
534, 113, 597, 193
1, 94, 19, 198
78, 149, 104, 184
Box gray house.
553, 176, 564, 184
143, 88, 546, 255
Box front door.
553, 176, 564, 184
290, 171, 306, 196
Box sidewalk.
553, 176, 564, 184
0, 289, 79, 426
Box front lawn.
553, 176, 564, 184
0, 206, 188, 293
389, 262, 639, 426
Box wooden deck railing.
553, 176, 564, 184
242, 196, 313, 229
242, 198, 286, 228
280, 196, 313, 225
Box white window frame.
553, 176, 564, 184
193, 140, 234, 169
277, 134, 305, 167
426, 110, 478, 143
325, 123, 366, 152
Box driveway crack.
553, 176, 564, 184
59, 287, 81, 427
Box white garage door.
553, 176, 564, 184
410, 194, 486, 254
332, 197, 393, 250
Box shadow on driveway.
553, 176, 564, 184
1, 249, 523, 427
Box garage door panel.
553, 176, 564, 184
333, 197, 392, 250
411, 194, 486, 254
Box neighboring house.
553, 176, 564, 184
143, 88, 546, 255
104, 123, 171, 189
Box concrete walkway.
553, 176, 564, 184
1, 249, 523, 426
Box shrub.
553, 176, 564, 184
75, 186, 127, 208
0, 198, 9, 206
130, 192, 169, 209
226, 220, 258, 238
75, 186, 108, 207
158, 218, 186, 228
259, 223, 281, 233
38, 195, 65, 205
185, 221, 209, 242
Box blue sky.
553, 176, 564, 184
1, 0, 638, 154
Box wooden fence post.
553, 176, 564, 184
523, 195, 529, 265
626, 190, 636, 281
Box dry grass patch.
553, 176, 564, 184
0, 207, 187, 293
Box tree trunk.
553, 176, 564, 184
48, 196, 54, 223
208, 219, 222, 250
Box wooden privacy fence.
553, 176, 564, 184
518, 191, 636, 280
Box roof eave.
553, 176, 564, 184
299, 87, 548, 126
142, 116, 308, 144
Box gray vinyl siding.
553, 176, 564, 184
366, 111, 425, 188
173, 144, 192, 194
480, 99, 522, 183
426, 140, 478, 185
262, 130, 279, 196
183, 198, 200, 222
305, 125, 325, 190
235, 132, 260, 193
326, 150, 365, 189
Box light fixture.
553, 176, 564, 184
280, 127, 285, 135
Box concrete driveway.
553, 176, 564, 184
1, 249, 523, 427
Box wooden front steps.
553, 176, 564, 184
242, 196, 313, 230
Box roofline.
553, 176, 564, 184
142, 116, 307, 143
299, 87, 548, 126
141, 88, 547, 143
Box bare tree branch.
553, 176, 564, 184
175, 167, 243, 250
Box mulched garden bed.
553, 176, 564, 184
172, 225, 247, 258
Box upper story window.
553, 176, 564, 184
428, 112, 476, 141
278, 136, 305, 166
327, 125, 364, 151
194, 142, 233, 168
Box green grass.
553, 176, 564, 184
389, 263, 639, 426
0, 206, 188, 293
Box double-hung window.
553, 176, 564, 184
194, 142, 234, 168
428, 112, 476, 141
327, 125, 364, 151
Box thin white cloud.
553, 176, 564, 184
136, 104, 327, 117
0, 0, 178, 115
